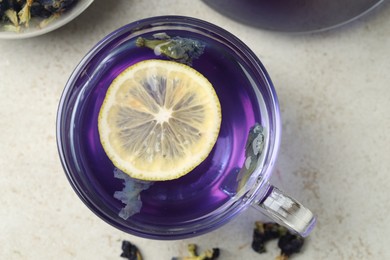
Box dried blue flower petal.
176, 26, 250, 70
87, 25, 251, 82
236, 123, 265, 191
113, 168, 153, 220
30, 1, 51, 18
277, 233, 304, 260
0, 1, 6, 15
172, 244, 220, 260
4, 0, 24, 11
251, 222, 288, 254
38, 0, 77, 13
251, 221, 305, 259
0, 0, 78, 31
136, 33, 205, 65
120, 240, 143, 260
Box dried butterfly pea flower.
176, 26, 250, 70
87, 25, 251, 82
38, 0, 77, 13
136, 33, 205, 65
120, 240, 143, 260
276, 233, 305, 260
251, 221, 305, 259
0, 3, 5, 18
252, 221, 288, 253
113, 168, 153, 220
236, 123, 265, 191
2, 0, 24, 12
172, 244, 220, 260
0, 0, 77, 31
4, 8, 18, 25
18, 0, 33, 27
30, 1, 51, 18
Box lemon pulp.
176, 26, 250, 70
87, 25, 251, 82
98, 59, 221, 181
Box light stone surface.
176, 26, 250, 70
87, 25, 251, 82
1, 1, 390, 259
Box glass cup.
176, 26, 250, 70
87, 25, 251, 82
56, 16, 316, 240
203, 0, 385, 32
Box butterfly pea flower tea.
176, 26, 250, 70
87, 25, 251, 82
57, 16, 316, 239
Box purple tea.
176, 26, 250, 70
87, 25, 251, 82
70, 29, 267, 224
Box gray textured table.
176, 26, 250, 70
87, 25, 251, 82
1, 1, 389, 259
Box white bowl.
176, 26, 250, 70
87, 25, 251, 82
0, 0, 94, 39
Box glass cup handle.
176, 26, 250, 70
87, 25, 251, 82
253, 184, 317, 237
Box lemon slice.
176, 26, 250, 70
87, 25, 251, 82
98, 59, 221, 181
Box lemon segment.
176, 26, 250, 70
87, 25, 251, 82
98, 59, 221, 181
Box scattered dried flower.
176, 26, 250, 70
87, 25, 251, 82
172, 244, 220, 260
276, 232, 305, 260
252, 221, 288, 253
120, 240, 143, 260
251, 221, 305, 259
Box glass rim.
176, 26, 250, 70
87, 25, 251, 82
56, 15, 282, 239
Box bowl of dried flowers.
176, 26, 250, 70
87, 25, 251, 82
0, 0, 93, 39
